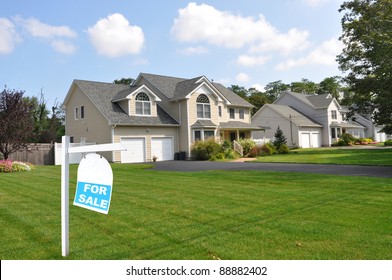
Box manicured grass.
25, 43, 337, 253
255, 147, 392, 166
1, 164, 391, 260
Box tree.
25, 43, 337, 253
228, 85, 248, 99
338, 0, 392, 133
272, 126, 287, 150
290, 78, 318, 94
317, 76, 343, 100
264, 80, 289, 101
0, 88, 35, 159
25, 93, 65, 143
114, 78, 134, 85
248, 89, 270, 116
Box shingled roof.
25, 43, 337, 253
73, 79, 179, 126
139, 73, 253, 107
263, 104, 322, 127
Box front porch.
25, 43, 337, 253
330, 121, 366, 144
219, 121, 266, 142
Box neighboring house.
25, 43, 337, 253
63, 73, 263, 162
252, 104, 323, 148
340, 106, 388, 142
252, 91, 366, 147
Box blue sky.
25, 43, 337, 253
1, 0, 344, 104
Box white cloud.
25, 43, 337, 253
12, 16, 77, 54
87, 13, 145, 57
236, 73, 251, 83
51, 40, 76, 54
0, 18, 22, 54
251, 83, 265, 92
178, 46, 208, 55
237, 54, 271, 67
171, 2, 310, 54
249, 28, 310, 55
16, 17, 77, 38
275, 37, 343, 70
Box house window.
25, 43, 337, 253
196, 94, 211, 119
80, 106, 85, 119
194, 130, 201, 141
229, 108, 235, 119
331, 110, 337, 119
74, 107, 79, 120
204, 130, 214, 139
239, 108, 244, 119
218, 106, 222, 117
331, 127, 336, 138
194, 130, 214, 141
135, 92, 151, 115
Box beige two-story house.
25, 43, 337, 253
63, 73, 263, 162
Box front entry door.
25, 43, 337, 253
230, 132, 236, 142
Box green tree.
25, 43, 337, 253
317, 76, 343, 100
264, 80, 289, 101
290, 78, 318, 94
248, 89, 271, 115
25, 94, 65, 143
272, 126, 287, 150
114, 78, 134, 85
0, 88, 35, 159
338, 0, 392, 133
228, 85, 248, 99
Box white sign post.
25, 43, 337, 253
61, 135, 126, 257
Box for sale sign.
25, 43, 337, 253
73, 153, 113, 214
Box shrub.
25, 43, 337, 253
339, 133, 357, 146
191, 138, 221, 160
0, 160, 32, 173
277, 144, 290, 154
248, 143, 276, 157
0, 160, 13, 173
384, 139, 392, 146
239, 138, 256, 156
12, 161, 32, 172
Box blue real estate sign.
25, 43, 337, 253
73, 153, 113, 214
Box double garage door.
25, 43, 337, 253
300, 132, 321, 148
120, 137, 173, 163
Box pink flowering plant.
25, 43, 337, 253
0, 160, 33, 173
0, 160, 13, 173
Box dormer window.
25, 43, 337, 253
135, 92, 151, 115
196, 94, 211, 119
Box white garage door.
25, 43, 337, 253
311, 133, 321, 148
120, 138, 145, 163
151, 137, 173, 161
301, 133, 310, 148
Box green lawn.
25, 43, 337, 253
1, 163, 391, 260
255, 147, 392, 166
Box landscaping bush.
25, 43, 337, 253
248, 143, 276, 157
384, 139, 392, 146
276, 144, 290, 154
238, 138, 256, 156
191, 138, 221, 160
0, 160, 32, 173
332, 133, 357, 146
340, 133, 357, 145
0, 160, 13, 173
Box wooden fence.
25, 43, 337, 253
8, 143, 54, 165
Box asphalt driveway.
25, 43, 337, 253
152, 160, 392, 178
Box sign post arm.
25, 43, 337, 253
61, 136, 70, 257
